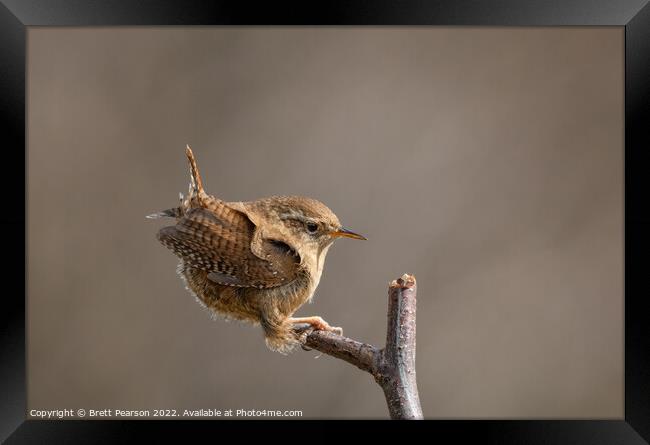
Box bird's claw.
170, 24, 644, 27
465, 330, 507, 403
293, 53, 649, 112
293, 323, 314, 349
298, 329, 314, 350
292, 320, 343, 351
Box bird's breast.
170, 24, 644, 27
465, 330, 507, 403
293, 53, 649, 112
300, 243, 332, 304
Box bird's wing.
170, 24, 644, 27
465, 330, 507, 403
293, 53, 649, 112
157, 206, 300, 288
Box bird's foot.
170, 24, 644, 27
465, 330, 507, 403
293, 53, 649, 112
289, 316, 343, 336
292, 325, 315, 351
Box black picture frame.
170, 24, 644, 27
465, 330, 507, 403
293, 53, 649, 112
2, 1, 649, 443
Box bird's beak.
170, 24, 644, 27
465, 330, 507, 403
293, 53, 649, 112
330, 227, 367, 240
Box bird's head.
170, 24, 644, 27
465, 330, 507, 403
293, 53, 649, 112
258, 196, 366, 255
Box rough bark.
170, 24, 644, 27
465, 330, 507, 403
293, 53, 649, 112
295, 273, 422, 420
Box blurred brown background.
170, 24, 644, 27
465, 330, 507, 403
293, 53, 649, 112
27, 27, 623, 418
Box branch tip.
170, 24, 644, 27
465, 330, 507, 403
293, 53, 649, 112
391, 273, 416, 289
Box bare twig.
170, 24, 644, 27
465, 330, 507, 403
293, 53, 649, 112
295, 273, 422, 420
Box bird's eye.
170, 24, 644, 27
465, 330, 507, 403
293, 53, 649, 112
306, 222, 319, 234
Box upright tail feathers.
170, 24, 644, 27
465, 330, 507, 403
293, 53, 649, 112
146, 145, 206, 220
185, 144, 205, 199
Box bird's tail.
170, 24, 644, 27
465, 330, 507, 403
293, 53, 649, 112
146, 145, 206, 220
185, 144, 207, 201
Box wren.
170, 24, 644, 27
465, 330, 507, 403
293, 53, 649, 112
147, 146, 366, 353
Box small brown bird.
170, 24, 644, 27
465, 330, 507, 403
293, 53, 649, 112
148, 146, 366, 353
